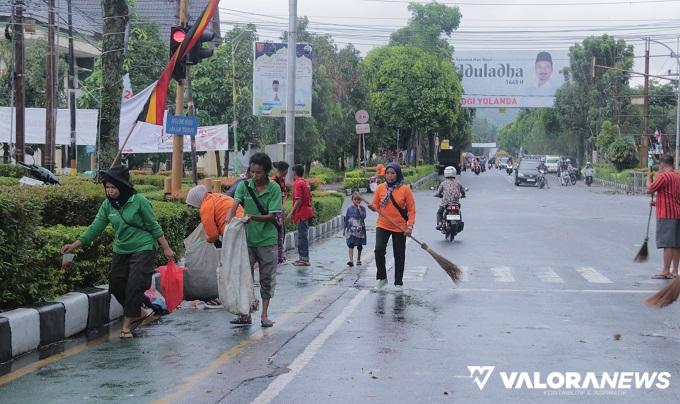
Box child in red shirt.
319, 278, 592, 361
286, 164, 314, 266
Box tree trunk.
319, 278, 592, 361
214, 150, 222, 176
99, 0, 128, 169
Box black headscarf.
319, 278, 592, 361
100, 166, 135, 209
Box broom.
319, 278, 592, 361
633, 196, 654, 263
361, 197, 463, 284
645, 277, 680, 307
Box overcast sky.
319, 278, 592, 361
218, 0, 680, 87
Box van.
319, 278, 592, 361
545, 155, 560, 173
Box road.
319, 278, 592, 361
2, 169, 680, 403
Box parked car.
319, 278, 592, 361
515, 159, 540, 186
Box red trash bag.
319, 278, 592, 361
158, 261, 185, 313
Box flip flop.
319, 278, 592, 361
652, 274, 674, 279
261, 319, 275, 328
120, 330, 134, 339
205, 299, 224, 309
293, 260, 310, 267
230, 316, 252, 325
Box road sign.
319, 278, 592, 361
356, 123, 370, 134
355, 110, 369, 124
166, 115, 198, 136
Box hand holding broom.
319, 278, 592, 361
362, 197, 463, 284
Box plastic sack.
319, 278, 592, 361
158, 261, 185, 313
144, 287, 168, 315
218, 218, 255, 315
183, 223, 220, 300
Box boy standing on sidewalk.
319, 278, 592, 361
287, 164, 315, 266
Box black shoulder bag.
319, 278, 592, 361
245, 184, 281, 231
389, 192, 409, 222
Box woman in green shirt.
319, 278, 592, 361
61, 166, 175, 339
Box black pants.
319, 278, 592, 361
436, 206, 445, 224
375, 227, 406, 285
110, 250, 156, 318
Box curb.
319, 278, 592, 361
0, 212, 346, 364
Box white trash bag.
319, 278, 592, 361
218, 218, 255, 315
183, 223, 220, 300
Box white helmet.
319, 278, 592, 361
444, 166, 456, 178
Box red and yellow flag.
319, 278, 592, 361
138, 0, 219, 125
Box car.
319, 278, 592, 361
497, 156, 509, 169
515, 159, 540, 186
545, 155, 560, 173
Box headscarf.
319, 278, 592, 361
186, 185, 209, 208
381, 162, 404, 206
102, 174, 135, 210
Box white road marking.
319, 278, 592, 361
454, 288, 655, 294
536, 267, 564, 283
402, 266, 427, 282
251, 289, 370, 404
576, 267, 613, 284
491, 266, 516, 283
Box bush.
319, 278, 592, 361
342, 177, 370, 190
344, 169, 364, 179
144, 190, 168, 201
0, 177, 20, 186
131, 174, 167, 188
135, 184, 161, 194
310, 166, 342, 184
608, 137, 639, 171
0, 163, 25, 178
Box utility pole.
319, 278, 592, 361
172, 0, 188, 195
187, 65, 198, 184
13, 0, 25, 164
285, 0, 297, 179
44, 0, 57, 171
642, 39, 650, 168
67, 0, 77, 173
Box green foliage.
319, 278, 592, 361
149, 201, 199, 260
131, 174, 167, 188
596, 120, 619, 154
0, 177, 19, 187
0, 164, 26, 178
310, 166, 342, 184
608, 137, 639, 171
342, 177, 371, 190
134, 184, 161, 194
389, 2, 462, 59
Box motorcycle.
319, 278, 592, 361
473, 164, 481, 175
506, 164, 514, 176
569, 168, 577, 186
537, 169, 547, 189
17, 148, 61, 185
560, 170, 571, 186
585, 175, 593, 187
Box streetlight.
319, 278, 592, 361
230, 29, 252, 175
646, 38, 680, 169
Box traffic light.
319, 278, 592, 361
187, 31, 215, 65
170, 26, 187, 81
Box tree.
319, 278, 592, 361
608, 136, 638, 171
596, 120, 618, 156
98, 0, 129, 169
390, 1, 462, 59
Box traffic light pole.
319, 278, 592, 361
172, 0, 188, 196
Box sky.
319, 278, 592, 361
218, 0, 680, 88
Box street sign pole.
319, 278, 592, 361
285, 0, 297, 181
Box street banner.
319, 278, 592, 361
252, 42, 313, 117
0, 107, 98, 145
120, 123, 228, 154
453, 50, 567, 108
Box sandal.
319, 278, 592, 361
230, 316, 252, 325
293, 260, 310, 267
652, 273, 674, 279
356, 260, 362, 266
120, 330, 134, 339
261, 319, 275, 328
347, 261, 354, 267
205, 299, 224, 309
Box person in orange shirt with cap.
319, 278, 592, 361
368, 162, 416, 291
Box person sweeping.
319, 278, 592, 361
367, 163, 416, 291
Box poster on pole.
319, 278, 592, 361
453, 50, 568, 108
252, 42, 313, 117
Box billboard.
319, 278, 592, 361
253, 42, 313, 117
454, 50, 567, 108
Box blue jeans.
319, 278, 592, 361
297, 219, 310, 262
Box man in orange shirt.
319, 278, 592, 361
186, 185, 244, 246
368, 163, 416, 290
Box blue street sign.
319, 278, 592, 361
166, 115, 198, 136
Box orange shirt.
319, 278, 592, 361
371, 183, 416, 233
199, 193, 244, 242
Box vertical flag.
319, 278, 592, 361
138, 0, 219, 125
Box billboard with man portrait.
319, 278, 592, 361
453, 50, 568, 108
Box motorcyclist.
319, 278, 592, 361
582, 162, 594, 184
435, 166, 466, 230
507, 155, 514, 168
537, 158, 550, 189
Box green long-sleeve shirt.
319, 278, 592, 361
79, 194, 164, 255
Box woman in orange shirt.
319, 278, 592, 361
186, 185, 244, 245
368, 163, 416, 290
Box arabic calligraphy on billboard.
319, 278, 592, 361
454, 50, 568, 108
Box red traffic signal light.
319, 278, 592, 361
170, 26, 187, 81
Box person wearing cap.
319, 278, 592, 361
534, 51, 559, 95
367, 162, 416, 290
186, 185, 244, 246
61, 165, 175, 339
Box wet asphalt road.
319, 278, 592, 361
2, 169, 680, 404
